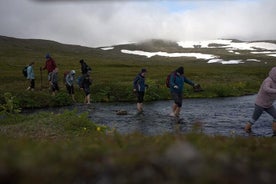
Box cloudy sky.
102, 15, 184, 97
0, 0, 275, 47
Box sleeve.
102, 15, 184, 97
262, 79, 276, 94
65, 74, 71, 86
184, 77, 195, 86
52, 59, 57, 69
49, 72, 53, 82
27, 66, 31, 79
169, 73, 176, 87
133, 75, 139, 89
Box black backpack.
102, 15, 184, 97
22, 66, 28, 78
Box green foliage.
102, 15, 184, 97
0, 92, 21, 114
49, 92, 73, 107
1, 114, 276, 183
0, 110, 108, 139
0, 35, 275, 108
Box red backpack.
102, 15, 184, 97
166, 72, 176, 88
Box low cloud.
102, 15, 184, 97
0, 0, 275, 47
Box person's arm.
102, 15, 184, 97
184, 76, 195, 87
262, 79, 276, 94
170, 73, 178, 89
65, 74, 71, 86
133, 75, 140, 91
26, 66, 31, 79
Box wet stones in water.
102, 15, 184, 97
116, 110, 128, 115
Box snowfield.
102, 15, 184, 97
121, 49, 217, 60
101, 39, 276, 64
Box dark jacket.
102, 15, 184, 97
133, 73, 147, 92
81, 74, 92, 89
169, 72, 194, 94
81, 62, 91, 75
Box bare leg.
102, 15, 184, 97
86, 94, 91, 104
72, 95, 76, 102
272, 122, 276, 134
170, 103, 178, 116
175, 107, 181, 117
137, 103, 143, 112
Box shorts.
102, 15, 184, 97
136, 91, 145, 103
51, 82, 59, 92
171, 92, 183, 107
84, 87, 90, 96
66, 85, 74, 95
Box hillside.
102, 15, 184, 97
1, 35, 276, 107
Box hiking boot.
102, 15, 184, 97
244, 122, 252, 133
272, 122, 276, 134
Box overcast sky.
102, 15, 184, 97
0, 0, 275, 47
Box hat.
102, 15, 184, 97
176, 67, 184, 75
141, 68, 147, 73
45, 53, 50, 59
79, 59, 84, 63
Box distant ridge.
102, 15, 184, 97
0, 35, 96, 54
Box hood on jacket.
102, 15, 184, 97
70, 70, 76, 75
269, 67, 276, 82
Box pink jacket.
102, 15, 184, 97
255, 67, 276, 108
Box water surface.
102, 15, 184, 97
74, 95, 275, 137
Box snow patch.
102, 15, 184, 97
177, 39, 276, 51
121, 49, 217, 60
101, 47, 114, 50
208, 59, 243, 65
246, 59, 261, 62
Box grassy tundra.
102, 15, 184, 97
0, 36, 274, 108
1, 36, 276, 183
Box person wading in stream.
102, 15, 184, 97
133, 68, 148, 113
169, 66, 198, 117
245, 67, 276, 135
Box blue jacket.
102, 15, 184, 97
27, 65, 35, 80
169, 72, 194, 94
133, 73, 146, 92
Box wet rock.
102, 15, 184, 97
116, 110, 127, 115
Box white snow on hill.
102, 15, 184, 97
177, 39, 276, 51
121, 50, 216, 60
101, 39, 276, 65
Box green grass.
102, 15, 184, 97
1, 36, 276, 183
0, 36, 275, 108
1, 111, 276, 183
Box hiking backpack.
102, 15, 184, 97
63, 71, 70, 84
22, 66, 28, 78
165, 72, 176, 88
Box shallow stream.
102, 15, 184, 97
49, 95, 276, 137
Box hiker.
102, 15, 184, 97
26, 62, 35, 91
80, 73, 92, 104
49, 68, 59, 96
133, 68, 148, 113
42, 53, 57, 85
65, 70, 76, 102
245, 67, 276, 135
169, 66, 198, 117
80, 59, 91, 75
